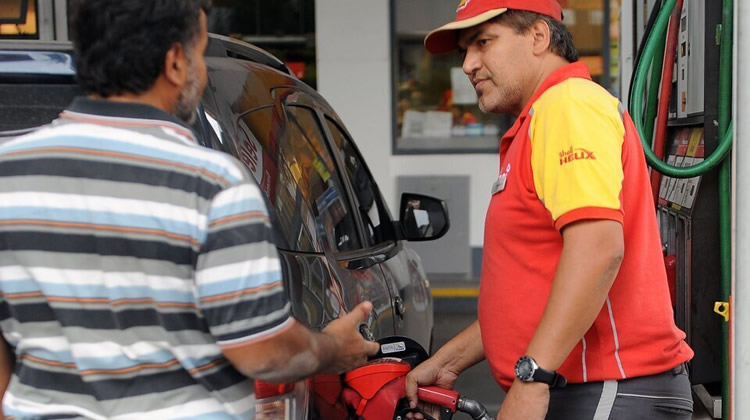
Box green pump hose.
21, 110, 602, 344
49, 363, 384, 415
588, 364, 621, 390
631, 0, 666, 147
630, 0, 734, 418
630, 0, 734, 179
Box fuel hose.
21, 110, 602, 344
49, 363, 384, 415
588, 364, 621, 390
628, 0, 734, 418
629, 0, 733, 179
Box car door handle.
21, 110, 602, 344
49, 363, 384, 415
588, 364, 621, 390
359, 323, 375, 341
394, 296, 405, 318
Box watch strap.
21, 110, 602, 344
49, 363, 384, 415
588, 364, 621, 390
534, 368, 567, 389
517, 356, 568, 389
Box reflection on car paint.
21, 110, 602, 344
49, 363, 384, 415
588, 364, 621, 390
237, 118, 264, 181
203, 111, 224, 144
233, 106, 280, 203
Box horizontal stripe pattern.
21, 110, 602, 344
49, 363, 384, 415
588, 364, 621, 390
0, 158, 223, 200
0, 106, 290, 419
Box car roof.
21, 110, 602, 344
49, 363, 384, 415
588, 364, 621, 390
204, 34, 291, 76
0, 34, 293, 77
0, 33, 340, 130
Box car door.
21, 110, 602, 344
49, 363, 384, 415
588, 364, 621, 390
196, 63, 345, 337
274, 87, 398, 340
321, 116, 433, 349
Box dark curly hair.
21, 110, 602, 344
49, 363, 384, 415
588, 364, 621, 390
493, 10, 579, 63
69, 0, 212, 97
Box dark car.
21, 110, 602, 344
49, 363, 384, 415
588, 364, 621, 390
0, 35, 449, 418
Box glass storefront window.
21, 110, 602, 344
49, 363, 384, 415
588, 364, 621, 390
0, 0, 38, 39
396, 36, 514, 154
560, 0, 607, 87
394, 0, 513, 154
208, 0, 316, 88
393, 0, 615, 154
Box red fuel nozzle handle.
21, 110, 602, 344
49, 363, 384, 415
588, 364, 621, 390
416, 386, 459, 413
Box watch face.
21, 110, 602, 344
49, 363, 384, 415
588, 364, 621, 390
515, 357, 535, 381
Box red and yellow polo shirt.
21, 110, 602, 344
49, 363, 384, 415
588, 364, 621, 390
478, 62, 693, 390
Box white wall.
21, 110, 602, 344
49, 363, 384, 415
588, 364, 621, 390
316, 1, 497, 248
315, 0, 393, 205
734, 0, 747, 415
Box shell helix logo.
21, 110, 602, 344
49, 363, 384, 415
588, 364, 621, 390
457, 0, 471, 12
559, 146, 596, 166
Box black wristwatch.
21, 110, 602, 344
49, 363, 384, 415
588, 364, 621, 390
514, 356, 567, 389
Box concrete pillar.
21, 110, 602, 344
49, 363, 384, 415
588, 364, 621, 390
734, 0, 747, 417
315, 0, 395, 208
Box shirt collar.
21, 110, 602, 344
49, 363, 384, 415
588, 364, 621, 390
502, 62, 592, 141
521, 61, 592, 118
64, 97, 196, 138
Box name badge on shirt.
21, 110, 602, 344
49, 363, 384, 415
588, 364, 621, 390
491, 174, 507, 195
491, 163, 512, 195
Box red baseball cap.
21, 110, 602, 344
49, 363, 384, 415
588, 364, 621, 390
424, 0, 563, 54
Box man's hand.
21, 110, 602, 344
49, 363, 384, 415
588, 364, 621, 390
404, 356, 460, 419
320, 301, 380, 374
497, 379, 550, 420
405, 356, 460, 404
403, 320, 484, 419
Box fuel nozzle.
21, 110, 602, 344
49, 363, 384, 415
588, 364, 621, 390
457, 396, 495, 420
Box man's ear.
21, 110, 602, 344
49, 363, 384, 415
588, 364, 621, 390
163, 43, 188, 88
531, 20, 552, 56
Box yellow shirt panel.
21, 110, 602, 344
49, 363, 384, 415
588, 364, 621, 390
529, 78, 625, 224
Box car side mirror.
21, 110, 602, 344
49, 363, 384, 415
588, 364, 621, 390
398, 193, 450, 241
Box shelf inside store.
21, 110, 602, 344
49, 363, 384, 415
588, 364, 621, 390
396, 135, 499, 155
668, 114, 705, 127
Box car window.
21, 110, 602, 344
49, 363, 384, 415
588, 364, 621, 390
236, 105, 319, 253
325, 118, 393, 247
284, 105, 362, 253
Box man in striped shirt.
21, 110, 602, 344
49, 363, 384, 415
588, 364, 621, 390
0, 1, 378, 418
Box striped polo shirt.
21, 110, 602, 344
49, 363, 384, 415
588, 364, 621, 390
478, 62, 693, 390
0, 98, 292, 419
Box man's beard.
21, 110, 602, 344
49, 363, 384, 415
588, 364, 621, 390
175, 58, 202, 124
478, 82, 523, 115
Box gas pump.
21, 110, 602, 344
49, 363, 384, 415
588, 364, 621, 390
628, 0, 734, 418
